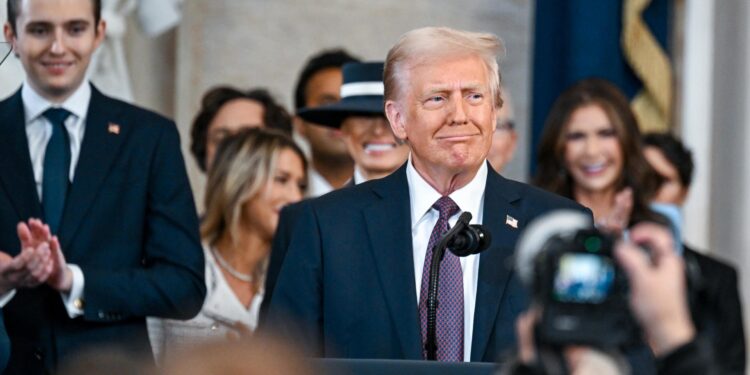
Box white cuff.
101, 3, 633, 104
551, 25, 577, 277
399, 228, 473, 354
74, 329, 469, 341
0, 289, 16, 308
60, 265, 85, 318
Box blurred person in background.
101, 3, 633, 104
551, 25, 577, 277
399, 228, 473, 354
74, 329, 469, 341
487, 86, 518, 173
533, 78, 667, 373
293, 48, 360, 197
160, 333, 315, 375
297, 62, 409, 184
190, 86, 292, 173
57, 347, 156, 375
643, 132, 745, 375
534, 78, 664, 233
149, 128, 307, 364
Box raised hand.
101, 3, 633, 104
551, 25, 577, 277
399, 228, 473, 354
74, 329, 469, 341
45, 235, 72, 292
596, 187, 633, 234
0, 221, 56, 293
614, 222, 693, 356
24, 219, 72, 292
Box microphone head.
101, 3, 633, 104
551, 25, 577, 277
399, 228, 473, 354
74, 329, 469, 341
515, 210, 592, 286
448, 224, 492, 257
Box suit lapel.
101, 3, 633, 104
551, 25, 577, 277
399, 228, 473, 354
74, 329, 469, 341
363, 165, 423, 359
0, 90, 43, 224
59, 87, 126, 250
471, 168, 523, 361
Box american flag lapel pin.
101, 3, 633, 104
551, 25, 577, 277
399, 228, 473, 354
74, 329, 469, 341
108, 123, 120, 135
505, 215, 518, 229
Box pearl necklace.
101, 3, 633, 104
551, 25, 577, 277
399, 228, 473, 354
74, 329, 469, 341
212, 247, 254, 283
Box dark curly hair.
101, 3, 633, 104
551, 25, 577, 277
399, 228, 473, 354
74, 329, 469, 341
642, 133, 694, 188
190, 86, 292, 172
534, 78, 664, 226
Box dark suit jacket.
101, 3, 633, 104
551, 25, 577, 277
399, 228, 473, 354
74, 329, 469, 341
266, 163, 589, 362
0, 85, 206, 373
261, 178, 354, 319
684, 245, 746, 375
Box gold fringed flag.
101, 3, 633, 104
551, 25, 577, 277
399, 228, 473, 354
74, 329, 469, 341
621, 0, 674, 133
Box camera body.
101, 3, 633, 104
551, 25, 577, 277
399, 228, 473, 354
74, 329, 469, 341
531, 227, 640, 348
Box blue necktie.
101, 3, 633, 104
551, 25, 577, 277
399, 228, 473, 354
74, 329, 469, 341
419, 196, 464, 361
42, 108, 72, 234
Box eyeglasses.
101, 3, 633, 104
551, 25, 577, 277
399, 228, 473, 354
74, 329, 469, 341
496, 119, 515, 132
0, 42, 11, 66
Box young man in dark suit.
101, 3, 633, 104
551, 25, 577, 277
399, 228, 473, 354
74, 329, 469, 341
267, 27, 589, 362
644, 133, 746, 375
0, 0, 205, 372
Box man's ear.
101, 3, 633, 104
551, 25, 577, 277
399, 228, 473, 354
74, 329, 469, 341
93, 20, 107, 49
385, 100, 407, 141
4, 22, 16, 49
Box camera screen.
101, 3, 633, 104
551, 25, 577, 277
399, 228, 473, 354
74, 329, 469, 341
553, 253, 615, 304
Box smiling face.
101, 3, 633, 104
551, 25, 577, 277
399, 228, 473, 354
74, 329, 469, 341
386, 55, 496, 183
340, 115, 409, 180
4, 0, 105, 102
241, 148, 306, 241
563, 104, 624, 197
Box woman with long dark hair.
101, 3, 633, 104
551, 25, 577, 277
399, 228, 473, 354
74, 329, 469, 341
534, 78, 663, 231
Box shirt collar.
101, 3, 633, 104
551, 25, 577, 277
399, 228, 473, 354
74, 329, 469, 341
406, 155, 488, 229
353, 167, 367, 185
22, 80, 91, 125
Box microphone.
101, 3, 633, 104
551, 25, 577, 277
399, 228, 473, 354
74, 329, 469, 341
447, 212, 491, 256
424, 211, 492, 360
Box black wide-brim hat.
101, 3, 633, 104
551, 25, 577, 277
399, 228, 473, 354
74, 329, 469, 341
297, 62, 385, 129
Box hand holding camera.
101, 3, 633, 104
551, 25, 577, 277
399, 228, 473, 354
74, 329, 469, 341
510, 210, 706, 374
614, 222, 694, 356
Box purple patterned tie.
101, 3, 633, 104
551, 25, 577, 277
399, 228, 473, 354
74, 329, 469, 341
418, 196, 463, 361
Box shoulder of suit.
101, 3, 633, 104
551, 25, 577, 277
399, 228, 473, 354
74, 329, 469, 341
493, 173, 585, 211
92, 87, 175, 128
0, 87, 22, 109
683, 246, 738, 277
303, 172, 402, 213
312, 179, 382, 207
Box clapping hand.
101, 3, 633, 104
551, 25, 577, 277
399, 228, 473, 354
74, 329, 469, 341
0, 220, 57, 293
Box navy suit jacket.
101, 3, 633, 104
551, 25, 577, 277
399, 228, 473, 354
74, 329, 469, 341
266, 163, 589, 362
0, 85, 206, 373
684, 245, 746, 375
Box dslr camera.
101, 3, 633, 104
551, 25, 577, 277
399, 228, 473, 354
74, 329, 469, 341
516, 210, 641, 349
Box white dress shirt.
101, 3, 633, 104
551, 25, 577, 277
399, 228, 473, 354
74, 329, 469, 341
306, 168, 335, 198
19, 82, 89, 317
353, 166, 367, 185
406, 156, 487, 362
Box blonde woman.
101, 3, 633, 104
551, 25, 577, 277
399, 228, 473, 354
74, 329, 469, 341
149, 127, 307, 363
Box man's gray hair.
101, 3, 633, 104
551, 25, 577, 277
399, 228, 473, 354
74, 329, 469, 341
384, 27, 505, 107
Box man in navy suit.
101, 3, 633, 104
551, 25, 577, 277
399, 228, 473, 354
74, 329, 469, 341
0, 0, 205, 372
266, 27, 588, 362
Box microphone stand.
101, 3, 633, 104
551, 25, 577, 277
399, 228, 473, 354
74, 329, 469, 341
424, 212, 472, 360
